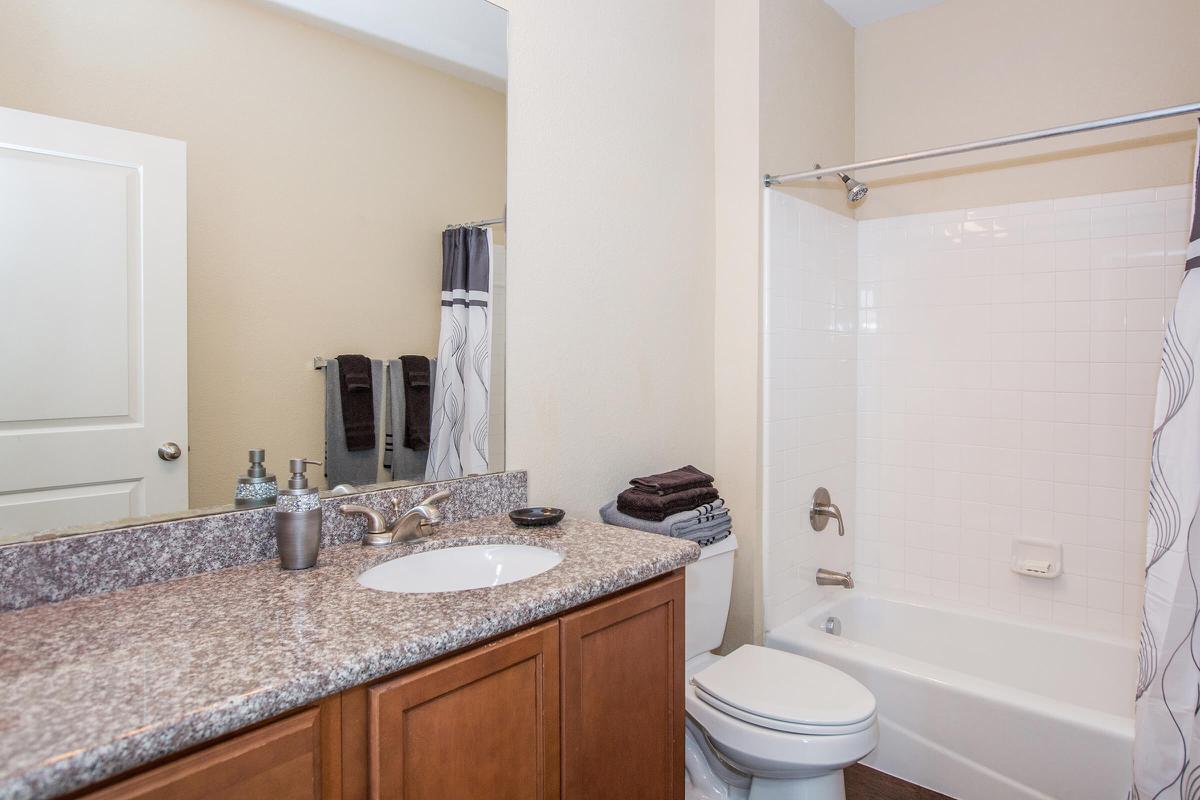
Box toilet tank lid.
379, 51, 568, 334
696, 533, 737, 560
692, 645, 875, 728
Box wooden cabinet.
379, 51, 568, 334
560, 573, 685, 800
364, 621, 559, 800
73, 572, 683, 800
80, 702, 339, 800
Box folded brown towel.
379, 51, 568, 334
336, 354, 375, 452
617, 486, 721, 522
630, 465, 715, 495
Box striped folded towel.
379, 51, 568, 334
599, 500, 731, 539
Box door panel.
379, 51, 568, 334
560, 572, 685, 800
366, 622, 560, 800
80, 707, 331, 800
0, 106, 186, 542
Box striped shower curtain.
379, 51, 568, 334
426, 225, 491, 481
1132, 121, 1200, 797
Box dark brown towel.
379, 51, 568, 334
337, 354, 375, 452
616, 486, 721, 522
400, 355, 432, 449
630, 465, 715, 495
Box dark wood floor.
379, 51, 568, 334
845, 764, 955, 800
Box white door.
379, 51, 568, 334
0, 106, 187, 542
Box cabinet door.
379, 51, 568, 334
366, 621, 560, 800
560, 571, 685, 800
81, 702, 337, 800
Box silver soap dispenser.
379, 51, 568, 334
275, 458, 323, 570
234, 448, 277, 508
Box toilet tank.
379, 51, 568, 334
684, 534, 738, 661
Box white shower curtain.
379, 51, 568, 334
426, 225, 491, 481
1132, 120, 1200, 798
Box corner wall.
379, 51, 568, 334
501, 0, 717, 519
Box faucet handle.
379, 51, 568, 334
420, 489, 451, 525
339, 504, 387, 535
809, 487, 845, 537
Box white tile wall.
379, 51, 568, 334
855, 186, 1189, 638
762, 190, 858, 630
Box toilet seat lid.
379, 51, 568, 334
691, 645, 876, 729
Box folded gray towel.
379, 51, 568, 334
678, 527, 732, 548
600, 500, 730, 538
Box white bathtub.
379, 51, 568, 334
765, 588, 1135, 799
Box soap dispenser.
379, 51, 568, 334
275, 458, 323, 570
234, 448, 277, 508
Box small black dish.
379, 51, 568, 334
510, 507, 565, 527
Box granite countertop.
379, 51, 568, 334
0, 515, 700, 800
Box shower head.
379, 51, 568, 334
837, 172, 869, 202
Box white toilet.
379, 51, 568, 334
683, 535, 878, 800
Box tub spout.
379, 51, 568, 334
816, 567, 854, 589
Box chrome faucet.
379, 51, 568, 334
815, 568, 854, 589
340, 489, 452, 546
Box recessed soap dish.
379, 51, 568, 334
1010, 536, 1062, 579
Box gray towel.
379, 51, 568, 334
599, 500, 731, 538
385, 358, 436, 482
325, 359, 384, 487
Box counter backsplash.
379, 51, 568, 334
0, 471, 528, 612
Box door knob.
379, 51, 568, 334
158, 442, 182, 461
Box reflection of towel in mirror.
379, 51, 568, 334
324, 358, 383, 487
336, 354, 375, 451
384, 358, 436, 482
400, 355, 432, 449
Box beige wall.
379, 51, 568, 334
855, 0, 1200, 218
760, 0, 857, 217
500, 0, 717, 522
0, 0, 506, 506
714, 0, 764, 650
705, 0, 857, 650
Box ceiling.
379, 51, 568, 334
823, 0, 945, 27
255, 0, 507, 91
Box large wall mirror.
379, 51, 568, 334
0, 0, 508, 544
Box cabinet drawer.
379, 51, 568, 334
81, 707, 328, 800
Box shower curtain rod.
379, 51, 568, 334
445, 215, 505, 229
763, 101, 1200, 187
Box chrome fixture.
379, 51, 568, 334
340, 489, 452, 546
837, 172, 868, 202
809, 487, 844, 536
822, 616, 842, 636
445, 214, 505, 230
764, 100, 1200, 187
816, 568, 854, 589
807, 163, 868, 203
158, 442, 182, 461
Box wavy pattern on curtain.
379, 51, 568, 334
1132, 120, 1200, 799
426, 226, 491, 481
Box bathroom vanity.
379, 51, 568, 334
70, 572, 682, 800
0, 507, 699, 800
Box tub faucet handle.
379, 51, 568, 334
810, 487, 844, 536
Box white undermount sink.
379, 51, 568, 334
356, 544, 564, 593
